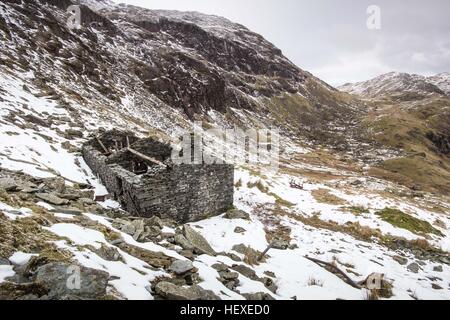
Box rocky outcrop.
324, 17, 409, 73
426, 131, 450, 155
35, 263, 109, 299
183, 225, 217, 256
154, 281, 220, 300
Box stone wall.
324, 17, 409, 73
82, 144, 234, 223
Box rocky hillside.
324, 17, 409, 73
0, 0, 374, 154
340, 72, 450, 195
0, 0, 449, 300
339, 72, 450, 100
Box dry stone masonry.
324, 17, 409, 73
82, 130, 234, 223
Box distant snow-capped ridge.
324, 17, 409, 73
339, 71, 450, 98
78, 0, 116, 11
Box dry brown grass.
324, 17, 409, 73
269, 206, 446, 259
307, 276, 323, 287
363, 289, 380, 300
311, 188, 347, 205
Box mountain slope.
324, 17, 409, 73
428, 73, 450, 96
340, 72, 450, 194
1, 0, 368, 147
339, 72, 450, 100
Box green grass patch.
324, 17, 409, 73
376, 208, 443, 236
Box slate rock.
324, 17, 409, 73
154, 281, 209, 300
271, 239, 289, 250
174, 234, 194, 250
169, 260, 194, 275
35, 263, 109, 299
220, 271, 239, 281
393, 255, 408, 265
431, 283, 443, 290
232, 244, 248, 254
183, 225, 216, 256
190, 285, 220, 300
0, 178, 19, 191
407, 262, 420, 273
242, 292, 275, 300
234, 227, 246, 234
231, 264, 258, 280
211, 263, 229, 272
36, 193, 69, 206
433, 265, 443, 272
224, 209, 250, 220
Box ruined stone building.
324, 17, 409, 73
82, 130, 234, 223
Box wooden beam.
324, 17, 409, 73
95, 136, 110, 154
127, 147, 167, 168
258, 243, 273, 262
304, 256, 361, 289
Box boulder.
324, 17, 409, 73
242, 292, 275, 300
56, 193, 81, 201
144, 216, 165, 228
211, 263, 229, 272
261, 277, 277, 293
190, 285, 220, 300
263, 271, 276, 278
144, 225, 162, 239
232, 244, 248, 254
225, 252, 242, 262
35, 193, 69, 206
174, 234, 194, 250
224, 209, 250, 220
271, 239, 289, 250
407, 262, 420, 273
179, 250, 195, 259
50, 207, 83, 216
231, 264, 258, 280
234, 227, 246, 234
169, 260, 194, 275
154, 281, 199, 300
119, 222, 136, 236
0, 178, 19, 192
393, 255, 408, 265
154, 281, 220, 300
64, 129, 83, 139
432, 283, 443, 290
94, 244, 122, 262
220, 271, 239, 281
433, 265, 443, 272
183, 225, 216, 256
131, 220, 145, 241
35, 263, 109, 299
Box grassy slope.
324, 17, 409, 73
364, 96, 450, 194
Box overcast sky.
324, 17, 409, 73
112, 0, 450, 86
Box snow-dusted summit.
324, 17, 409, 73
339, 72, 450, 98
